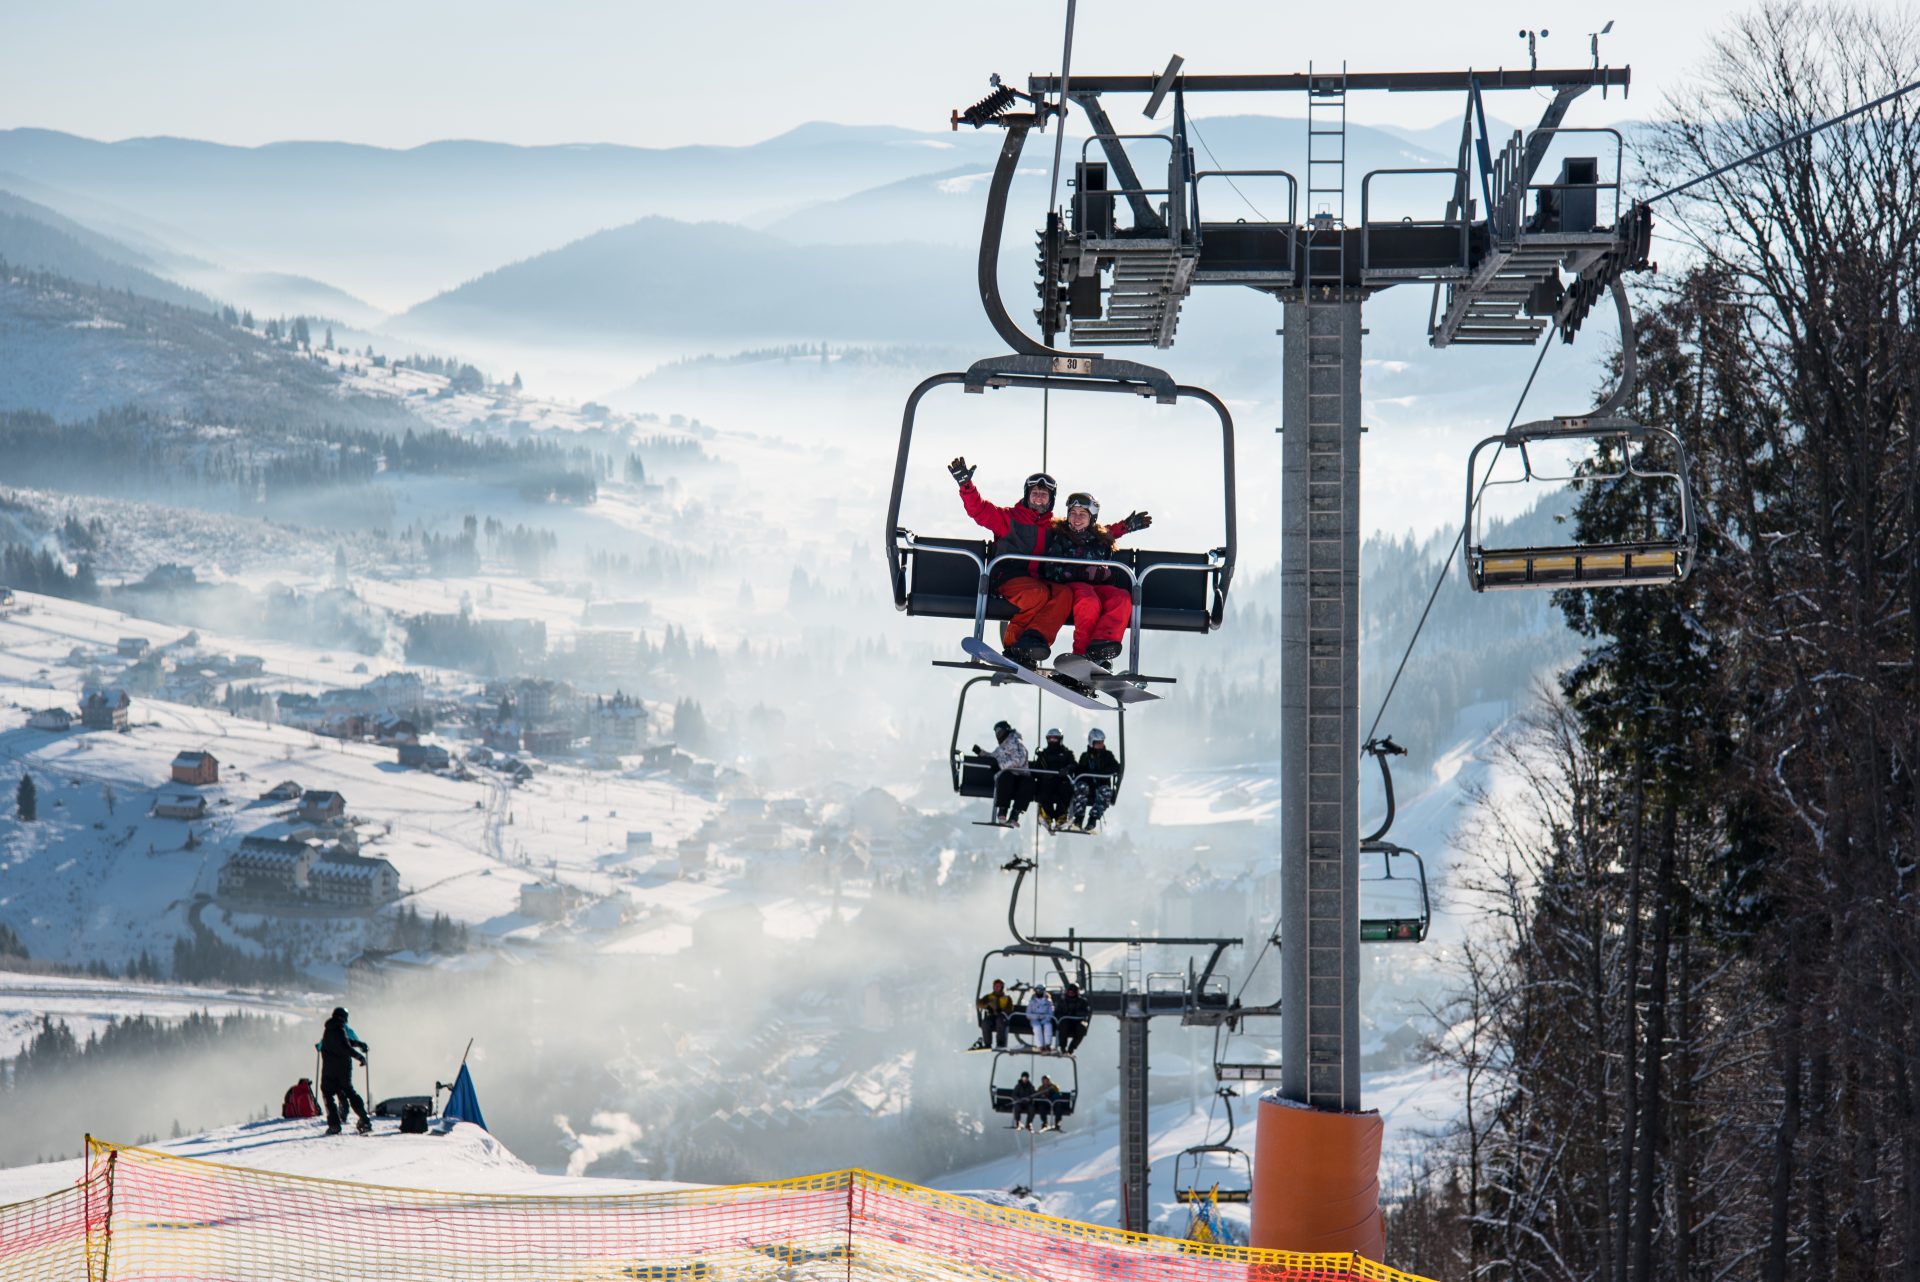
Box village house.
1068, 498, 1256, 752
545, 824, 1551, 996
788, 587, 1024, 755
116, 637, 149, 658
217, 837, 316, 899
28, 707, 73, 732
153, 794, 208, 820
260, 780, 303, 802
171, 750, 220, 786
397, 743, 450, 770
297, 790, 347, 825
306, 850, 401, 908
518, 881, 585, 921
80, 688, 131, 731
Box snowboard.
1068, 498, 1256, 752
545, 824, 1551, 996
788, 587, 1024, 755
959, 637, 1105, 710
1051, 653, 1162, 704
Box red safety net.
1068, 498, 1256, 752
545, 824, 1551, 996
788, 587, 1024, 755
0, 1138, 1439, 1282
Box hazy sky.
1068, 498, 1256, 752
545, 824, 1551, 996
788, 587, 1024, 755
7, 1, 1743, 148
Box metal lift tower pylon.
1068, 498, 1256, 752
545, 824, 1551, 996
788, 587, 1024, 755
951, 53, 1649, 1252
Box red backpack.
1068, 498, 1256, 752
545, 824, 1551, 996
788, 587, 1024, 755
282, 1079, 321, 1119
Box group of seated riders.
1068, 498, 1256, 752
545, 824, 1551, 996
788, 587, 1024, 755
950, 458, 1152, 689
970, 722, 1121, 830
974, 977, 1091, 1055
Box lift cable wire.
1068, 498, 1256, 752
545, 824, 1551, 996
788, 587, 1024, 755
1186, 112, 1269, 222
1350, 71, 1920, 750
1039, 0, 1079, 467
1645, 75, 1920, 205
1362, 335, 1552, 746
1357, 82, 1920, 743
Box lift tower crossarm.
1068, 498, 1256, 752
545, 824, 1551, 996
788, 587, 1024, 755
1031, 67, 1629, 95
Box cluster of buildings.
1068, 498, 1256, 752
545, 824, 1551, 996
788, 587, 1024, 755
215, 785, 400, 911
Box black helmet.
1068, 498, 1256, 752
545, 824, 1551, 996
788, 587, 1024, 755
993, 720, 1014, 741
1045, 727, 1062, 741
331, 1007, 348, 1021
1064, 491, 1100, 519
1023, 472, 1058, 510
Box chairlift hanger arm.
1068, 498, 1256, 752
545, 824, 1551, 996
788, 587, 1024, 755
1030, 68, 1629, 95
974, 119, 1088, 359
1360, 736, 1406, 845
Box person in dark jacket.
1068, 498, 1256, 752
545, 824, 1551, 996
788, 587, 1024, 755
1043, 493, 1152, 667
316, 1006, 372, 1135
1032, 1075, 1066, 1131
1009, 1071, 1038, 1131
1070, 728, 1123, 830
1032, 729, 1078, 830
950, 458, 1072, 665
1055, 983, 1091, 1055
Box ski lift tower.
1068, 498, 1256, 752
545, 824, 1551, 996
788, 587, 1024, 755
970, 54, 1650, 1252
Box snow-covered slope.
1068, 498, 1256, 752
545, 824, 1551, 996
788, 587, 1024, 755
0, 1116, 694, 1206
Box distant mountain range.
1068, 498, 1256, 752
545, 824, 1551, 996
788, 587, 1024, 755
398, 215, 989, 347
0, 125, 1005, 309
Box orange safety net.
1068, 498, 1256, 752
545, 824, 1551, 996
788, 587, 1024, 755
0, 1138, 1440, 1282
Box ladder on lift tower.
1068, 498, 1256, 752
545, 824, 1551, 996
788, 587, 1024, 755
1303, 62, 1352, 1111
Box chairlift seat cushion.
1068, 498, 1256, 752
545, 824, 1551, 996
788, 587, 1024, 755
990, 1088, 1078, 1117
957, 756, 997, 798
905, 539, 1216, 631
1472, 542, 1685, 591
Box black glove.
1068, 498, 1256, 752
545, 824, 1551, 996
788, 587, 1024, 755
1120, 510, 1152, 532
971, 744, 984, 755
949, 456, 976, 487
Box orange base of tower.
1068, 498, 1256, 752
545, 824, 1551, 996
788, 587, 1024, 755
1249, 1096, 1385, 1259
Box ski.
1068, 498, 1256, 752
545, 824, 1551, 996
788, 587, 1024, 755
1051, 654, 1162, 704
958, 637, 1106, 710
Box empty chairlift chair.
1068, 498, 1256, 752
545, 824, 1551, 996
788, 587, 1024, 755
1172, 1086, 1254, 1204
1464, 279, 1698, 592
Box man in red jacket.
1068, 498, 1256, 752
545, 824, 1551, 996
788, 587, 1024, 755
949, 458, 1073, 664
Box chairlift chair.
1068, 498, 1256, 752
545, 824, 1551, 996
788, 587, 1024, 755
971, 858, 1093, 1050
949, 675, 1125, 831
988, 1051, 1079, 1127
1355, 736, 1432, 943
1359, 841, 1432, 943
886, 354, 1238, 694
1464, 279, 1698, 592
1171, 1087, 1253, 1204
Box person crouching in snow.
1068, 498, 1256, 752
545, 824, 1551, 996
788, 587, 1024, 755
1027, 985, 1057, 1052
1044, 492, 1152, 673
949, 458, 1072, 666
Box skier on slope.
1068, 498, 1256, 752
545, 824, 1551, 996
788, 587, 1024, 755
949, 458, 1072, 666
1070, 728, 1123, 831
1032, 729, 1079, 832
316, 1007, 372, 1135
970, 720, 1033, 826
1043, 492, 1153, 670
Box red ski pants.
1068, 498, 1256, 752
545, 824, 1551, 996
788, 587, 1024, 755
1066, 583, 1132, 653
998, 576, 1073, 647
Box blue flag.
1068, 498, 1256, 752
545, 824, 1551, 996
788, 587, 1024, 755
443, 1062, 488, 1131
